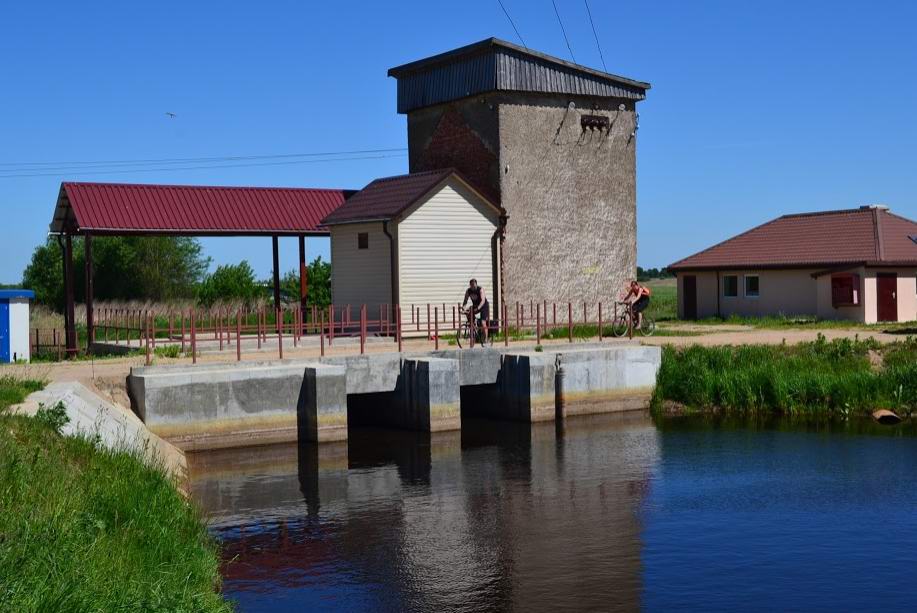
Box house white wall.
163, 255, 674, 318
678, 270, 818, 319
8, 299, 31, 362
862, 268, 917, 323
329, 222, 393, 322
397, 179, 500, 326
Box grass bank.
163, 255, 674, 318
652, 335, 917, 417
0, 375, 232, 612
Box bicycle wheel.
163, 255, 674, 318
610, 314, 630, 337
639, 316, 656, 337
456, 322, 470, 348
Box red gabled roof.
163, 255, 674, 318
321, 168, 501, 225
669, 206, 917, 271
50, 182, 356, 236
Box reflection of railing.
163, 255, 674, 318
78, 301, 634, 365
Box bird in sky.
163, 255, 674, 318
165, 112, 176, 118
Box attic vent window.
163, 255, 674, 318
909, 235, 917, 245
358, 232, 369, 250
581, 115, 610, 131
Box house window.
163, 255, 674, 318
744, 275, 760, 298
831, 274, 860, 307
723, 275, 738, 297
357, 232, 369, 250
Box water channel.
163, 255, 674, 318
188, 413, 917, 612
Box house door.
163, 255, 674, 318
683, 275, 698, 320
876, 273, 898, 322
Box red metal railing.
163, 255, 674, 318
55, 299, 634, 363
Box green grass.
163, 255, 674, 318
644, 279, 677, 321
0, 377, 232, 612
652, 335, 917, 418
0, 375, 45, 410
680, 312, 917, 332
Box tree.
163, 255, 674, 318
198, 261, 259, 307
278, 256, 332, 308
21, 236, 210, 310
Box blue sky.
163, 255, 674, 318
2, 0, 915, 283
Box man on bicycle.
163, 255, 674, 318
461, 278, 490, 343
622, 280, 651, 329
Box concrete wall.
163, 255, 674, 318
397, 179, 499, 322
407, 93, 638, 307
129, 345, 661, 449
330, 221, 393, 321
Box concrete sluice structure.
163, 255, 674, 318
128, 343, 661, 451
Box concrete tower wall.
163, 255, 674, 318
407, 93, 638, 306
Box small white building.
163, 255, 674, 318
669, 206, 917, 323
0, 289, 34, 363
321, 169, 504, 324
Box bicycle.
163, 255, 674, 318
611, 301, 655, 337
456, 307, 491, 348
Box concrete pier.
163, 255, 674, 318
128, 344, 661, 450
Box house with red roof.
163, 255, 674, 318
321, 169, 504, 324
668, 206, 917, 323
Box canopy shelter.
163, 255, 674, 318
49, 181, 354, 355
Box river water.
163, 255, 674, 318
188, 414, 917, 612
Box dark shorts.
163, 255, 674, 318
476, 301, 490, 323
633, 295, 650, 313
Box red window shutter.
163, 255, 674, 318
831, 274, 859, 307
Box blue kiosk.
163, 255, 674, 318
0, 289, 35, 363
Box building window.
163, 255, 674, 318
831, 274, 860, 307
358, 232, 369, 250
744, 275, 760, 298
723, 275, 738, 297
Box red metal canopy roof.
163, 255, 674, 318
669, 206, 917, 271
50, 182, 356, 236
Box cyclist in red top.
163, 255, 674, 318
622, 280, 652, 329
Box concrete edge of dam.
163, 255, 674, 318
127, 344, 662, 451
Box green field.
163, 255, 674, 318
644, 278, 677, 321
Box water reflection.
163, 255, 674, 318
188, 413, 659, 612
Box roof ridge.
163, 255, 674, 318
883, 209, 917, 226
368, 168, 455, 184
62, 181, 354, 193
778, 207, 872, 219
873, 208, 885, 260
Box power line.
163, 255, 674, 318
0, 153, 407, 179
551, 0, 576, 63
496, 0, 527, 48
583, 0, 607, 72
0, 147, 407, 170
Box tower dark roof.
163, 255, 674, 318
388, 37, 650, 114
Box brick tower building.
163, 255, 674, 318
388, 38, 650, 309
